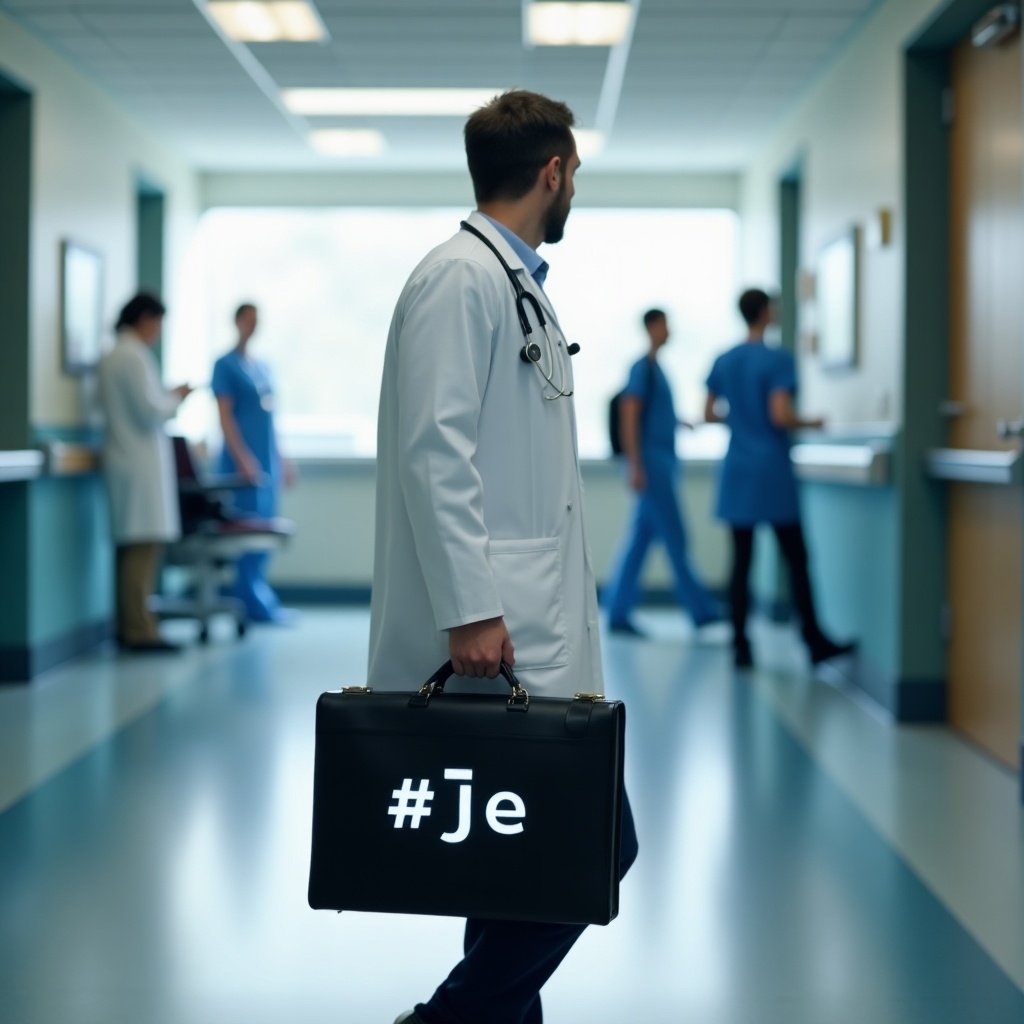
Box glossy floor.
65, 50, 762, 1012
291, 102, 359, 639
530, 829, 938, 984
0, 609, 1021, 1024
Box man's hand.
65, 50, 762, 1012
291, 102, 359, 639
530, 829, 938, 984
449, 616, 515, 678
172, 384, 193, 402
629, 460, 646, 493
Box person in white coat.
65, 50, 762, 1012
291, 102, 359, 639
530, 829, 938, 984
372, 90, 637, 1024
98, 293, 192, 652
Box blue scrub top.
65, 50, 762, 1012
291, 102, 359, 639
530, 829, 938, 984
624, 356, 677, 468
706, 342, 800, 525
212, 350, 280, 516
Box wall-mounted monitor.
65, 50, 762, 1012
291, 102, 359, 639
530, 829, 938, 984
61, 239, 104, 375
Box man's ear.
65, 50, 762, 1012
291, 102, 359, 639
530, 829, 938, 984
541, 154, 562, 191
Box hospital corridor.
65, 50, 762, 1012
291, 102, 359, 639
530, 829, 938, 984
1, 0, 1024, 1021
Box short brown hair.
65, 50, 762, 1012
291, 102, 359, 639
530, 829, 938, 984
464, 90, 576, 204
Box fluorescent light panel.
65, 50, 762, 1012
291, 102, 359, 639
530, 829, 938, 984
283, 88, 502, 117
309, 129, 385, 156
207, 1, 327, 42
527, 2, 632, 46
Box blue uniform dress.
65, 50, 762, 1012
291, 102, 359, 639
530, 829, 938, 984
211, 349, 283, 621
706, 340, 841, 660
604, 356, 719, 627
706, 341, 800, 525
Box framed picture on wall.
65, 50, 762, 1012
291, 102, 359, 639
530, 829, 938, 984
60, 239, 104, 375
816, 225, 860, 371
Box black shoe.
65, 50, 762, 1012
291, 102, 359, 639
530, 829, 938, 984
120, 639, 182, 654
608, 619, 646, 638
734, 641, 753, 669
809, 639, 857, 666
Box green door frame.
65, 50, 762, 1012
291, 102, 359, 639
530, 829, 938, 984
903, 0, 1024, 799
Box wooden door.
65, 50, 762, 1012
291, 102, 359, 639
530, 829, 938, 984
947, 33, 1023, 768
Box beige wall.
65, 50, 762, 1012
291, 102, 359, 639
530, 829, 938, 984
740, 0, 945, 428
270, 461, 730, 594
0, 10, 199, 430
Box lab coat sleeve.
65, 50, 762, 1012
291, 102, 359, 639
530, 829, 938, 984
394, 257, 504, 631
122, 346, 181, 429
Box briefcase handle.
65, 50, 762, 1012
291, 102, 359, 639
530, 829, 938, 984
411, 660, 530, 711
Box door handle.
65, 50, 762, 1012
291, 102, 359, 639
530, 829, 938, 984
939, 399, 968, 418
996, 417, 1024, 441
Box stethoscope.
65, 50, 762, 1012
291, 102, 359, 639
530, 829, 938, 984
460, 221, 579, 400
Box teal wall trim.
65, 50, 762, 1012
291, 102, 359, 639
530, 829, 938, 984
802, 480, 900, 676
0, 617, 111, 684
280, 584, 742, 615
849, 655, 946, 723
900, 47, 951, 686
0, 483, 30, 649
894, 677, 947, 723
275, 586, 372, 605
0, 74, 31, 451
28, 474, 112, 647
0, 427, 114, 681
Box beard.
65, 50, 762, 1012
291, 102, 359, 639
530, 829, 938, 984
543, 176, 571, 245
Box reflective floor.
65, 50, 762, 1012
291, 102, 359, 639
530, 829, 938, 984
0, 609, 1022, 1024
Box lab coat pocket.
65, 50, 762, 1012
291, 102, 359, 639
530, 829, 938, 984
488, 537, 570, 670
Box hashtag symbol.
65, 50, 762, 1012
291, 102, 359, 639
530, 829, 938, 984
388, 778, 435, 829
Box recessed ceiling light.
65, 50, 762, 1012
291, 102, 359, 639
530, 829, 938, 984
526, 2, 632, 47
206, 1, 328, 43
573, 128, 605, 158
309, 128, 386, 156
282, 88, 502, 117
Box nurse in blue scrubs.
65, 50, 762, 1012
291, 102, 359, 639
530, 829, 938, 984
705, 288, 854, 668
605, 308, 721, 635
212, 303, 294, 623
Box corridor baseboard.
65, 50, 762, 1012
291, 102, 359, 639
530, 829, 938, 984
850, 655, 946, 723
0, 618, 113, 683
273, 585, 372, 605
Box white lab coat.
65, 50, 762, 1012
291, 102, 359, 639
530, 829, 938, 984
97, 331, 182, 544
368, 211, 603, 698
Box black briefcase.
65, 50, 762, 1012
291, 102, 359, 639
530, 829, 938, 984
308, 661, 625, 925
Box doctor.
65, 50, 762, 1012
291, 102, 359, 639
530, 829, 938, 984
370, 91, 637, 1024
98, 293, 192, 652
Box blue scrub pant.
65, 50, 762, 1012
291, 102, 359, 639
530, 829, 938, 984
416, 794, 638, 1024
231, 481, 282, 621
605, 459, 719, 626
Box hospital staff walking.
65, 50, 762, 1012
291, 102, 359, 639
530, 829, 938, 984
705, 288, 855, 669
604, 308, 721, 636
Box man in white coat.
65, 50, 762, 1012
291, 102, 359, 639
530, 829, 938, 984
98, 293, 191, 652
370, 90, 637, 1024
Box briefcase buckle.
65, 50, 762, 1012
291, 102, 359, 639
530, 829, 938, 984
507, 685, 530, 712
342, 686, 374, 694
573, 692, 605, 702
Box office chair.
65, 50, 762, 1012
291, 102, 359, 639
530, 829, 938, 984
153, 437, 295, 643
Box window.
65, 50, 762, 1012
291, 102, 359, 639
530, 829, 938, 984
173, 206, 740, 459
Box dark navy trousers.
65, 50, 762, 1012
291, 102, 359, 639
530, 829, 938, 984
416, 793, 638, 1024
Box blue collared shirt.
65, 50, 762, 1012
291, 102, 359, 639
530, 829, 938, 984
478, 212, 549, 287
